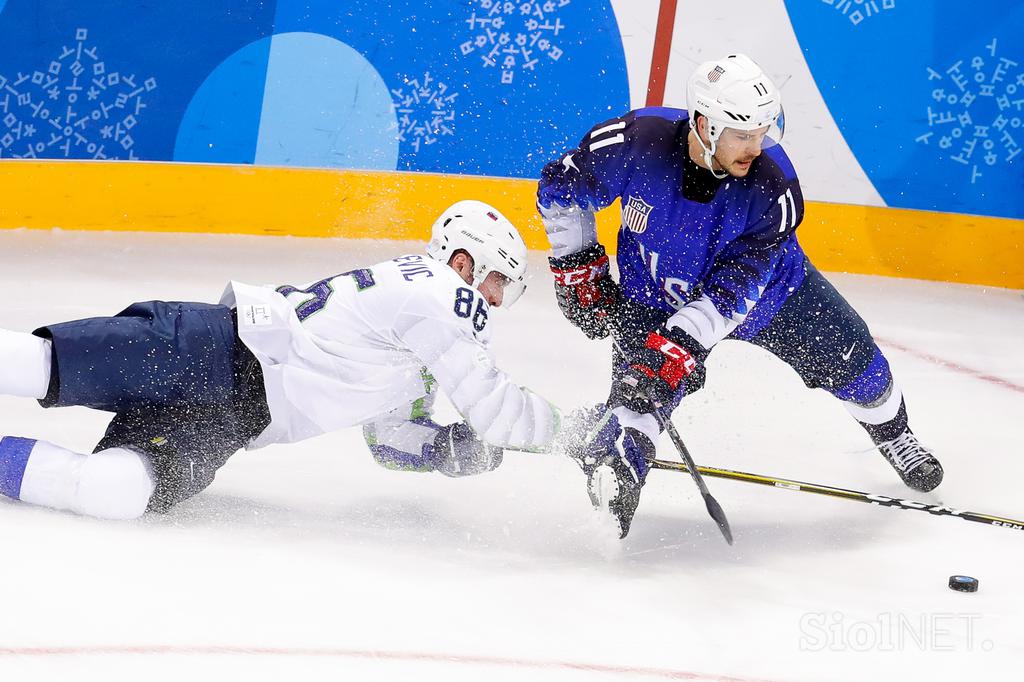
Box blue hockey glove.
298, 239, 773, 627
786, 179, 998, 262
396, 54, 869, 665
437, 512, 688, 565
548, 244, 621, 340
431, 422, 503, 478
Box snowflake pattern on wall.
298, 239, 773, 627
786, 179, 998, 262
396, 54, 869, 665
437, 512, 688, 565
392, 72, 458, 154
0, 28, 157, 159
821, 0, 895, 27
915, 39, 1022, 184
459, 0, 569, 85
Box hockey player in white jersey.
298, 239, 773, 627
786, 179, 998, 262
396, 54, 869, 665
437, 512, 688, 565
0, 201, 559, 519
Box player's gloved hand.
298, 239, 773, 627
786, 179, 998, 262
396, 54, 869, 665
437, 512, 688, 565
617, 327, 704, 414
431, 422, 503, 478
556, 405, 616, 469
548, 243, 621, 340
555, 404, 653, 538
556, 402, 640, 459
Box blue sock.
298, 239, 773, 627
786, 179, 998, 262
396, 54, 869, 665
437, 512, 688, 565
0, 436, 37, 499
834, 347, 893, 404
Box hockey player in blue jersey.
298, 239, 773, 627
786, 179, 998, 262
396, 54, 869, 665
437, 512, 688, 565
537, 54, 943, 538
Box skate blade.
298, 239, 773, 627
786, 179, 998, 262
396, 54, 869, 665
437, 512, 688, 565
587, 464, 627, 540
588, 463, 621, 507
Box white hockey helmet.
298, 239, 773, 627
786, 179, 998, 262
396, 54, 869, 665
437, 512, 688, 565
686, 54, 785, 177
426, 200, 528, 306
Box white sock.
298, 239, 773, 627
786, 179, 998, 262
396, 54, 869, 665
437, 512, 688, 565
7, 439, 155, 520
611, 406, 661, 443
0, 329, 52, 399
843, 381, 904, 425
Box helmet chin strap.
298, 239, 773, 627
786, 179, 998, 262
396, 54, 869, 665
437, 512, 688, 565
691, 119, 730, 180
473, 263, 489, 288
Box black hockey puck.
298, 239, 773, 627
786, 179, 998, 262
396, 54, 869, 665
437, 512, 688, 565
948, 575, 979, 592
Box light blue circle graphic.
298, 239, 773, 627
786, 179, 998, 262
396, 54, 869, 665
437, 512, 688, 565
174, 37, 272, 164
255, 32, 398, 170
270, 0, 629, 178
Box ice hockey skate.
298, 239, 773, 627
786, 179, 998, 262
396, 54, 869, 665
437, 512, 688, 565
563, 407, 653, 539
585, 429, 653, 539
876, 428, 943, 493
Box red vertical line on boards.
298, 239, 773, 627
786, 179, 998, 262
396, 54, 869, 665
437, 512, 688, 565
646, 0, 679, 106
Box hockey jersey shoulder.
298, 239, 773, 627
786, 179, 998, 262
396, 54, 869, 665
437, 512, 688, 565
739, 143, 803, 239
538, 109, 686, 211
611, 108, 686, 157
385, 255, 493, 349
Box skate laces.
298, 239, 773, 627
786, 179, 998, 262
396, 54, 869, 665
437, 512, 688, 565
879, 431, 934, 472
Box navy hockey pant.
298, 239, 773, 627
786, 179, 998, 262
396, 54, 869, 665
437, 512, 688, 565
746, 264, 892, 404
611, 261, 892, 410
34, 301, 270, 511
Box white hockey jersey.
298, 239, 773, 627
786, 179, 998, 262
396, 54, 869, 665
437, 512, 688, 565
220, 254, 558, 451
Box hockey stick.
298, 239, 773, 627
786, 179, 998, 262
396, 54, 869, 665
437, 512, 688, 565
647, 406, 733, 544
647, 457, 1024, 533
610, 337, 733, 544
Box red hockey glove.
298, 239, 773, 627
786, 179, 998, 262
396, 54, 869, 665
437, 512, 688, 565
619, 328, 702, 413
548, 244, 621, 340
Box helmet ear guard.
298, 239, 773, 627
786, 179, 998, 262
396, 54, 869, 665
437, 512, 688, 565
426, 200, 529, 307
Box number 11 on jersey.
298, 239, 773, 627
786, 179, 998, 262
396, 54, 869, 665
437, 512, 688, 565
777, 188, 797, 233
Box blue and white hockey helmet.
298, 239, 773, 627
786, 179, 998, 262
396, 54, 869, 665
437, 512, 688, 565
427, 200, 528, 307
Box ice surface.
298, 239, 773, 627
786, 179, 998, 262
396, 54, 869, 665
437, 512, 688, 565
1, 229, 1022, 681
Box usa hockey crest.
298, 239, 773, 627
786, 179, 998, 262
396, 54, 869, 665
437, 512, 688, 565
622, 195, 654, 234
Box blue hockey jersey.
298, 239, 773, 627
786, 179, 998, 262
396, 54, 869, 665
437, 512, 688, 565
537, 107, 808, 342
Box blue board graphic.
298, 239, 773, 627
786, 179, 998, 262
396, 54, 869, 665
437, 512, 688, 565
0, 0, 629, 180
0, 1, 275, 162
785, 0, 1024, 219
6, 1, 1014, 219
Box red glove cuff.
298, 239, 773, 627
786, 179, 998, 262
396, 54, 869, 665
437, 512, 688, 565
550, 254, 610, 287
644, 332, 697, 389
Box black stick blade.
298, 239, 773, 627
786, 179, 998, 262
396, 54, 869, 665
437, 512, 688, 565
703, 492, 733, 545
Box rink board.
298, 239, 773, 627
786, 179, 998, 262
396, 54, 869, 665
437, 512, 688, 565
1, 160, 1021, 289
